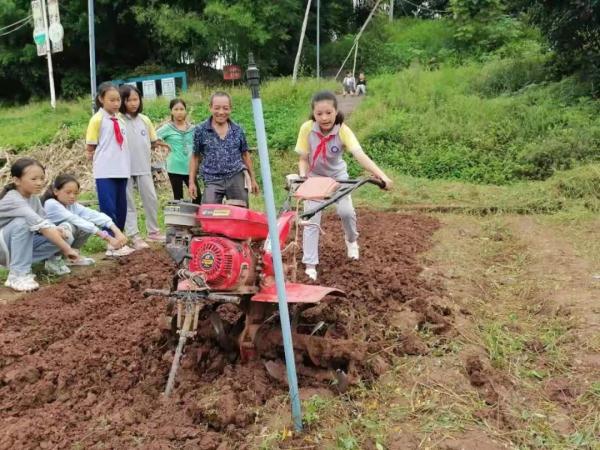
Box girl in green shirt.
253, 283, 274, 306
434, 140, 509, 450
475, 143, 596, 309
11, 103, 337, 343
157, 98, 200, 202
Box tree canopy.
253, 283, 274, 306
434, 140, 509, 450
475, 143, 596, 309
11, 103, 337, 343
1, 0, 600, 102
0, 0, 367, 102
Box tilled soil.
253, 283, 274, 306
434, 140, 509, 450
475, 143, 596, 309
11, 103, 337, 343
0, 211, 445, 449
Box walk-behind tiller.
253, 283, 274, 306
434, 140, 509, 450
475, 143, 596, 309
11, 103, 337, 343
145, 175, 386, 395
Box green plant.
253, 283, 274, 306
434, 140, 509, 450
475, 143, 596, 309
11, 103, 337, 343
303, 395, 329, 426
350, 61, 600, 184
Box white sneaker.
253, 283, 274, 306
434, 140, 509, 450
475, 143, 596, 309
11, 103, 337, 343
5, 272, 39, 292
346, 240, 359, 260
67, 256, 96, 266
305, 266, 317, 281
45, 257, 71, 275
105, 245, 136, 257
131, 236, 150, 250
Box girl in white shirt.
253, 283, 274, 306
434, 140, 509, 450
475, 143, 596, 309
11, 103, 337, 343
85, 82, 135, 257
43, 174, 129, 262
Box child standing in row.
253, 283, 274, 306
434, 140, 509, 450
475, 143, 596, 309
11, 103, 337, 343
85, 82, 135, 257
295, 91, 392, 281
156, 98, 200, 203
0, 158, 79, 291
119, 85, 167, 249
43, 174, 129, 263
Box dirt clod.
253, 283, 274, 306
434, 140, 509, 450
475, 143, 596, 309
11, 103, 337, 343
544, 378, 578, 407
465, 355, 488, 387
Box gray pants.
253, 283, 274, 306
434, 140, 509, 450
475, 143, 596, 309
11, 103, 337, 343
202, 171, 248, 206
0, 218, 73, 275
125, 174, 160, 237
302, 195, 358, 266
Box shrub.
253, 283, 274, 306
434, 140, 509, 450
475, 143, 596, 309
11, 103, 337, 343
548, 164, 600, 200
473, 53, 550, 97
350, 60, 600, 184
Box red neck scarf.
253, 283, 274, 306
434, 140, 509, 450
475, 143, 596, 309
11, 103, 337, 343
309, 131, 335, 174
110, 117, 124, 148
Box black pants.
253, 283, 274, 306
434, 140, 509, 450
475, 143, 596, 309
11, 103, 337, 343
168, 173, 201, 204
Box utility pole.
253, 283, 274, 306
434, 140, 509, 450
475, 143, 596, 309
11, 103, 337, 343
292, 0, 313, 84
40, 0, 56, 109
88, 0, 97, 113
316, 0, 320, 80
247, 53, 303, 432
334, 0, 383, 80
352, 41, 358, 77
389, 0, 394, 21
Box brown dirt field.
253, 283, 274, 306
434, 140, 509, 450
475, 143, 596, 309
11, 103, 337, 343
0, 211, 444, 449
409, 214, 600, 449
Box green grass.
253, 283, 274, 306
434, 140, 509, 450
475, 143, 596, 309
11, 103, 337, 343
0, 101, 91, 151
2, 13, 599, 194
470, 218, 597, 449
321, 17, 457, 76
0, 78, 334, 153
350, 64, 600, 184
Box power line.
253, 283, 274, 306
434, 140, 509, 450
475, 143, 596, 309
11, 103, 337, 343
0, 19, 31, 38
0, 15, 32, 33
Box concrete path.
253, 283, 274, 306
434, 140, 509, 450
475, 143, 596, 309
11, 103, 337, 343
336, 94, 364, 117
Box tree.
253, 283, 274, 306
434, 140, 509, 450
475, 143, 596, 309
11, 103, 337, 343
527, 1, 600, 93
0, 0, 365, 102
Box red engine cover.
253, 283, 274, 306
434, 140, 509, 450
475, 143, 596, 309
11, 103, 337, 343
197, 204, 269, 241
188, 237, 255, 291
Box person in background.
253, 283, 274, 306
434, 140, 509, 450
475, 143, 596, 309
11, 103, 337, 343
43, 174, 129, 265
342, 71, 356, 97
156, 98, 200, 203
355, 72, 367, 96
119, 84, 168, 250
85, 82, 135, 257
188, 91, 259, 206
0, 158, 79, 292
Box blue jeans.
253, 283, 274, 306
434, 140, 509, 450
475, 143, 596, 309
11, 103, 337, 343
96, 178, 128, 231
1, 218, 67, 275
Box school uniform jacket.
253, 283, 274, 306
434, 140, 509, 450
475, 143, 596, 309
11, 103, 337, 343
44, 199, 114, 235
0, 190, 55, 266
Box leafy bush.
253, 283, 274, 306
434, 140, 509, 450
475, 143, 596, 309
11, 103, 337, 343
528, 1, 600, 96
472, 53, 549, 96
60, 73, 89, 100
450, 0, 526, 54
548, 164, 600, 200
321, 18, 457, 76
350, 61, 600, 184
